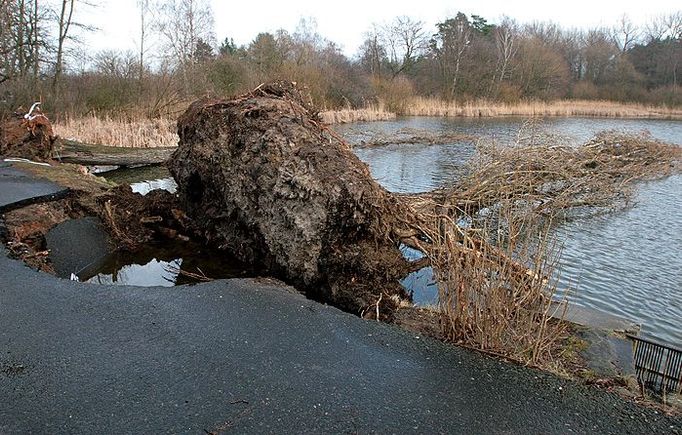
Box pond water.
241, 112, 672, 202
90, 116, 681, 346
338, 117, 682, 346
98, 165, 178, 195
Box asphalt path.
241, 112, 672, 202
0, 165, 679, 434
0, 163, 68, 212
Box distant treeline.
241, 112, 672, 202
1, 1, 681, 118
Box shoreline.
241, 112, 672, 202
322, 99, 682, 124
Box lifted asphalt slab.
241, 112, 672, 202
45, 217, 112, 278
0, 164, 680, 434
0, 163, 69, 211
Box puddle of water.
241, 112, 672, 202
130, 178, 177, 195
79, 240, 251, 286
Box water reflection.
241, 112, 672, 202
95, 165, 178, 195
555, 175, 682, 344
81, 241, 251, 287
354, 143, 473, 193
130, 178, 177, 195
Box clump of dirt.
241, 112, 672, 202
168, 82, 425, 316
95, 185, 192, 251
0, 107, 60, 161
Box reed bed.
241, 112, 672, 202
419, 202, 566, 364
404, 98, 682, 119
446, 130, 682, 218
54, 97, 682, 148
320, 106, 396, 124
54, 109, 396, 148
54, 115, 178, 148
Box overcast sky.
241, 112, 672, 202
80, 0, 681, 57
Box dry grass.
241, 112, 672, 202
404, 98, 682, 119
53, 109, 395, 148
320, 104, 396, 124
445, 129, 682, 219
421, 203, 567, 364
54, 115, 178, 148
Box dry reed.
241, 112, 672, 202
407, 129, 681, 365
320, 104, 396, 124
54, 115, 178, 148
421, 203, 567, 364
444, 129, 682, 219
355, 127, 475, 148
53, 109, 395, 148
404, 98, 682, 119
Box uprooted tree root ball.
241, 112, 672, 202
0, 108, 60, 161
168, 82, 427, 316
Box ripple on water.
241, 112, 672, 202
556, 175, 682, 345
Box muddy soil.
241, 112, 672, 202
1, 171, 192, 274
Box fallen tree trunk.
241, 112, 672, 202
59, 140, 175, 167
168, 82, 425, 315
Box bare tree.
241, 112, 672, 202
0, 0, 45, 85
358, 25, 386, 77
645, 12, 682, 42
661, 11, 682, 39
156, 0, 215, 67
31, 0, 39, 80
382, 16, 427, 78
53, 0, 75, 88
432, 13, 473, 98
137, 0, 149, 83
493, 16, 518, 85
613, 14, 639, 52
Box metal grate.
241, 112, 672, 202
628, 334, 682, 395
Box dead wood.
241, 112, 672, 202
59, 140, 175, 166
